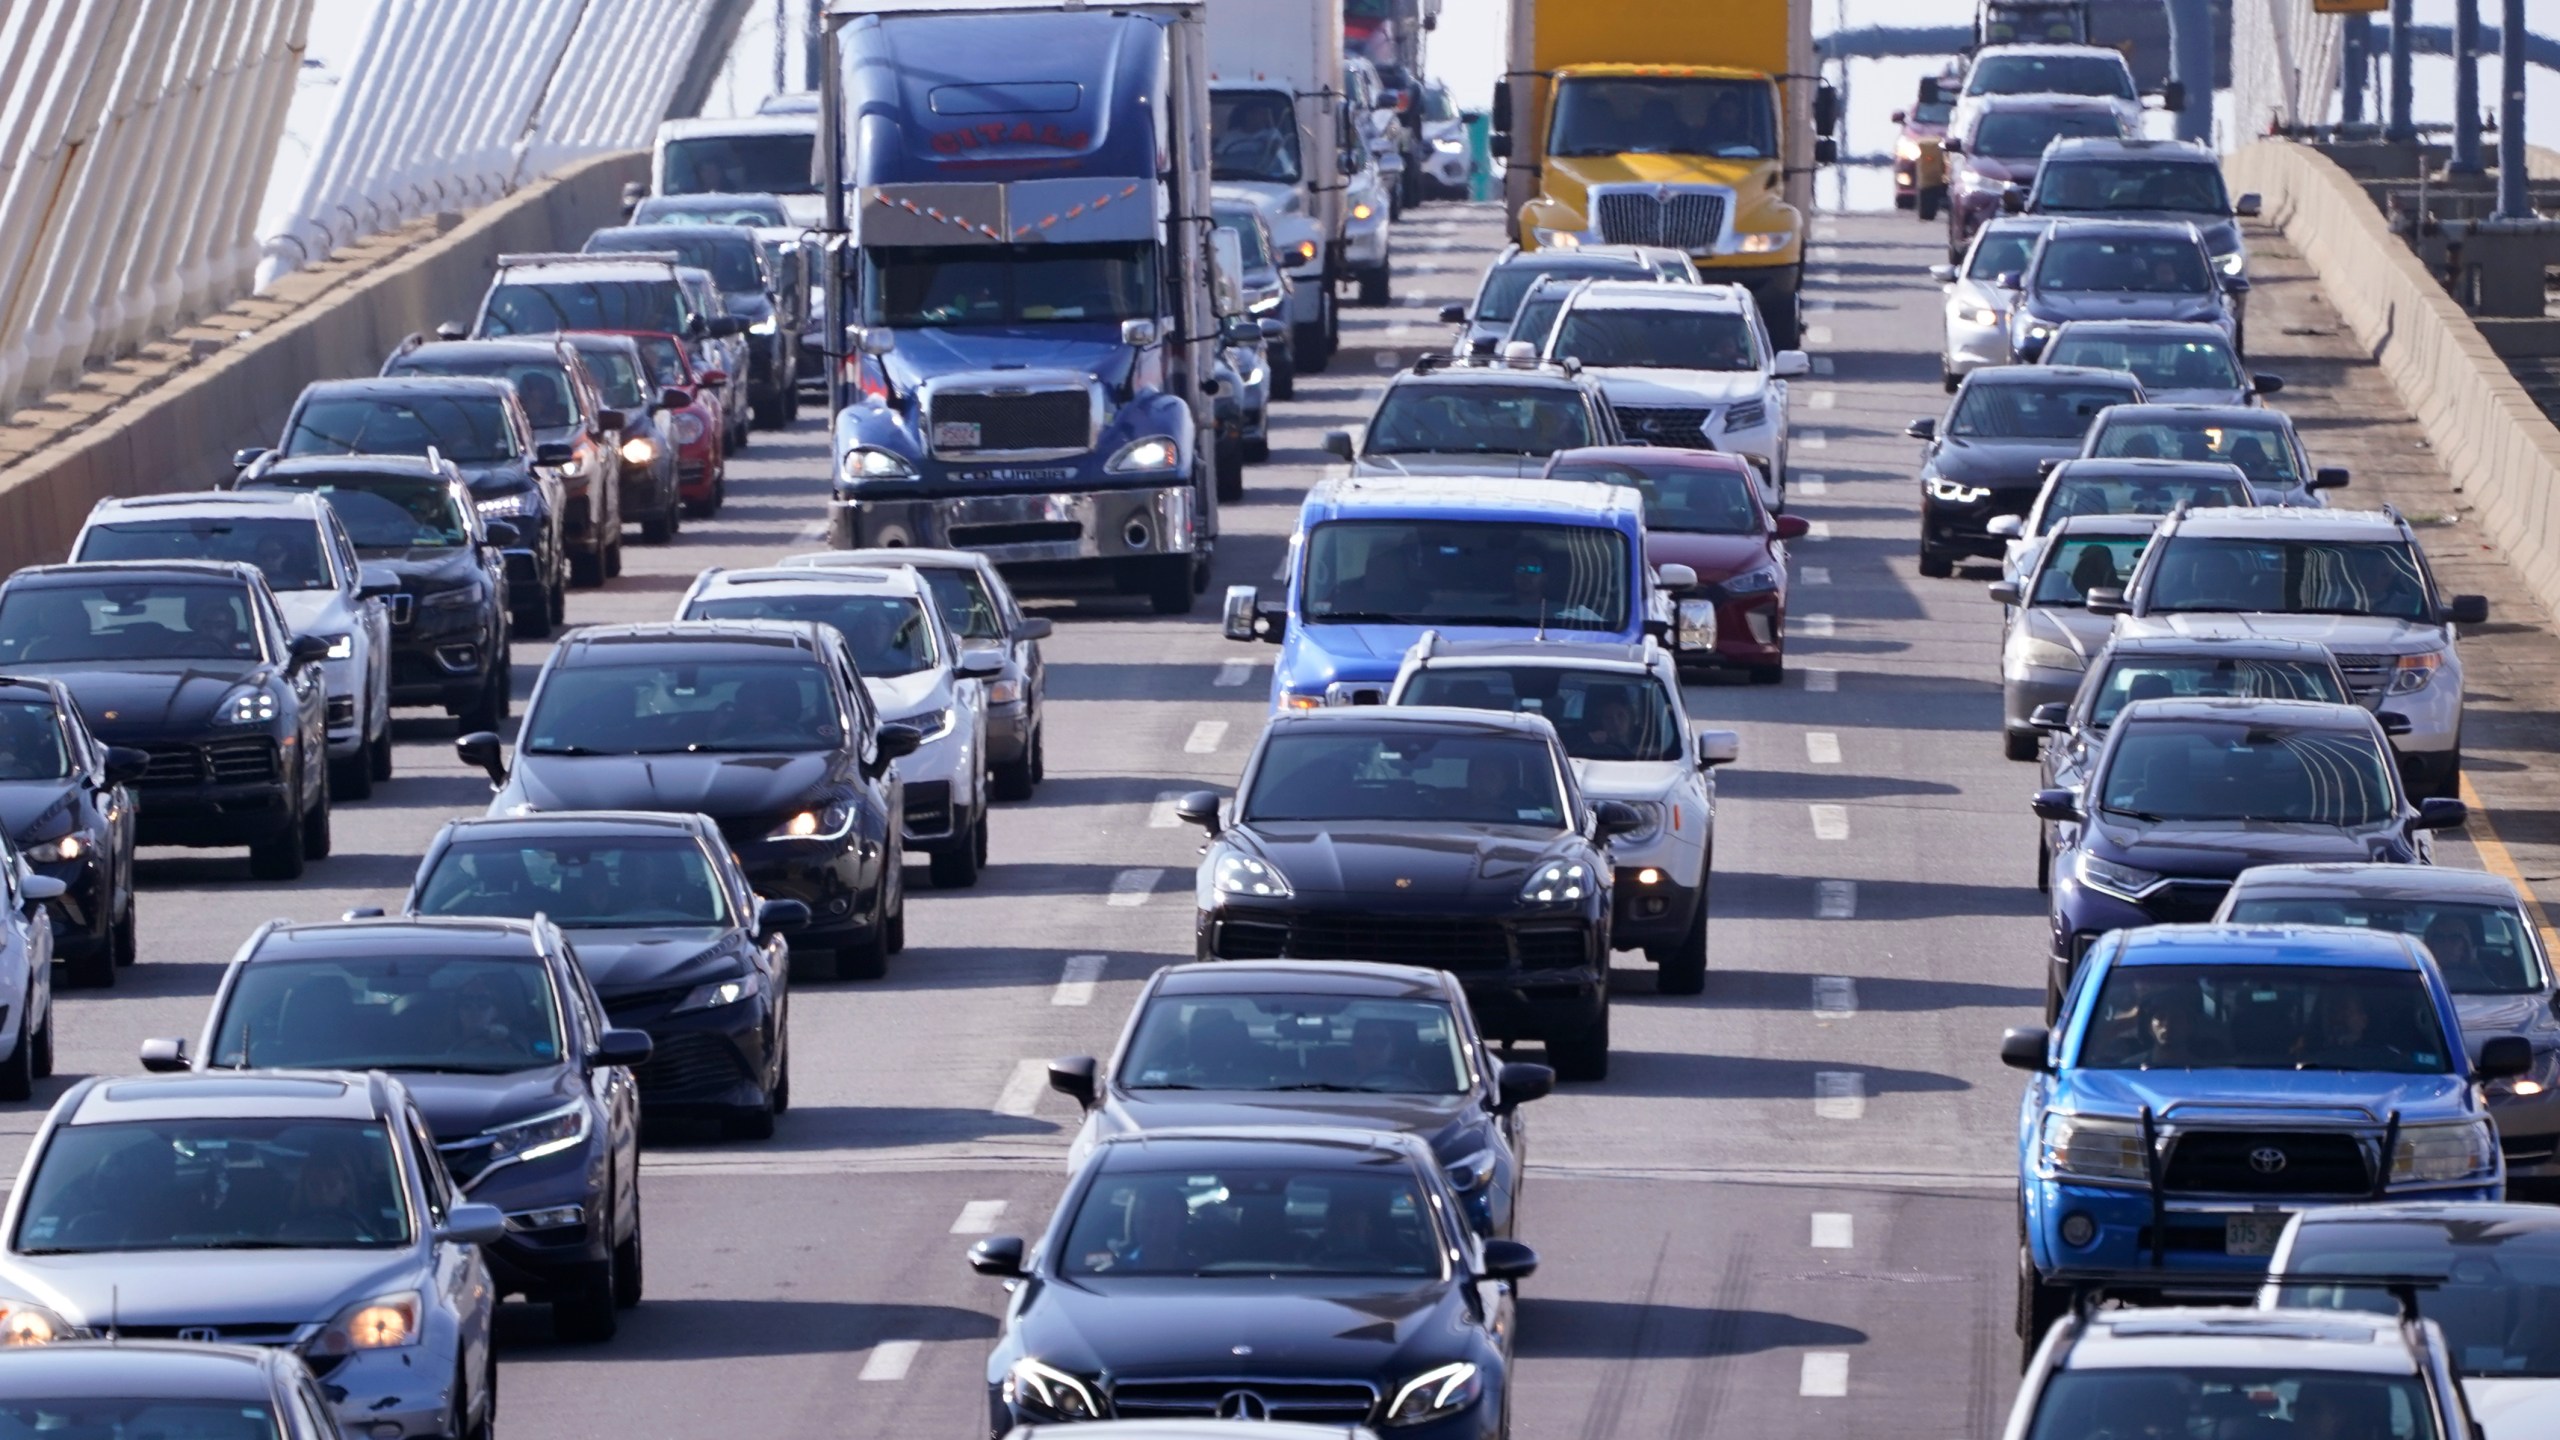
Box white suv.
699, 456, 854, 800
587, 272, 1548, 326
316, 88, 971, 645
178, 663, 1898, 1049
1536, 279, 1807, 510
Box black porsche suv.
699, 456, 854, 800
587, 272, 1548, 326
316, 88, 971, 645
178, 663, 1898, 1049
1910, 364, 2144, 578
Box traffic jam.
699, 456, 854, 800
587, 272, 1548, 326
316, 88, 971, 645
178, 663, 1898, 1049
0, 0, 2549, 1437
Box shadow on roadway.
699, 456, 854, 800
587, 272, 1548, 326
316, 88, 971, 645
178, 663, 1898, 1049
1514, 1297, 1866, 1359
1714, 770, 1962, 803
1595, 1050, 1970, 1100
495, 1297, 997, 1358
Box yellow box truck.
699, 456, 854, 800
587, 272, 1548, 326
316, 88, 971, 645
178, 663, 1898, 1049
1493, 0, 1835, 346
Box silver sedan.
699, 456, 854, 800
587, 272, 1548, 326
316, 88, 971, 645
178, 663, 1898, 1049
1990, 514, 2160, 760
1932, 216, 2053, 391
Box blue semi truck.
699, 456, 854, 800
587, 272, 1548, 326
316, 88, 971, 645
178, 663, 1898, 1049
819, 0, 1221, 615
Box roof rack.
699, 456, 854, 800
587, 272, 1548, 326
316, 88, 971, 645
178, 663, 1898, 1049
495, 251, 683, 268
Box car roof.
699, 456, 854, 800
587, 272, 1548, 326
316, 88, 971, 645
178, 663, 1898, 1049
1306, 475, 1642, 523
2099, 402, 2295, 427
250, 916, 548, 962
1978, 215, 2060, 235
1562, 280, 1751, 314
1550, 445, 1757, 475
1152, 961, 1455, 1001
90, 490, 324, 520
2045, 136, 2219, 163
2108, 923, 2425, 972
493, 257, 683, 284
0, 675, 66, 705
2043, 514, 2161, 538
2063, 1308, 2419, 1376
2097, 631, 2338, 660
560, 331, 646, 355
68, 1072, 390, 1125
1388, 366, 1593, 392
1410, 637, 1656, 670
6, 560, 263, 589
597, 223, 760, 245
395, 339, 572, 365
1267, 704, 1560, 741
2051, 459, 2251, 488
253, 454, 459, 484
1967, 363, 2143, 389
2048, 318, 2236, 338
1973, 42, 2132, 60
789, 547, 993, 574
302, 375, 519, 401
560, 621, 834, 657
0, 1341, 288, 1400
2225, 863, 2530, 907
437, 810, 712, 842
2035, 218, 2207, 243
2161, 506, 2402, 542
693, 566, 929, 599
1971, 93, 2125, 114
1092, 1126, 1430, 1166
2111, 695, 2383, 729
1488, 251, 1653, 277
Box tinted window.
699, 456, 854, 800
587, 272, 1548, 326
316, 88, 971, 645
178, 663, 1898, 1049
633, 196, 789, 226
2030, 534, 2147, 606
16, 1118, 412, 1253
1972, 107, 2120, 156
2082, 964, 2451, 1074
1402, 665, 1681, 762
416, 835, 731, 928
590, 230, 763, 294
2090, 416, 2301, 484
1548, 76, 1775, 159
1552, 308, 1758, 371
1546, 457, 1761, 534
2039, 158, 2231, 213
916, 567, 1003, 640
390, 355, 588, 431
0, 702, 67, 780
284, 394, 519, 462
1913, 99, 1955, 125
1947, 381, 2132, 439
1060, 1166, 1443, 1277
2044, 332, 2242, 391
523, 657, 845, 755
1211, 91, 1301, 184
0, 582, 262, 665
0, 1401, 282, 1440
1475, 262, 1638, 323
266, 477, 468, 550
1244, 729, 1564, 826
2144, 536, 2432, 621
2272, 1222, 2560, 1377
1967, 229, 2043, 280
212, 954, 566, 1074
662, 133, 816, 195
2034, 234, 2211, 293
1364, 383, 1592, 456
2223, 897, 2545, 996
866, 243, 1155, 326
1214, 212, 1274, 269
2087, 655, 2346, 727
2039, 468, 2251, 527
1506, 293, 1569, 352
2097, 717, 2396, 826
79, 518, 330, 592
1304, 519, 1630, 631
1965, 53, 2135, 100
2027, 1370, 2437, 1440
571, 345, 650, 408
481, 280, 688, 337
685, 593, 937, 677
1122, 994, 1468, 1094
632, 334, 690, 386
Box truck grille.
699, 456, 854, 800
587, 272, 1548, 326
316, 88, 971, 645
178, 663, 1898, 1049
1594, 190, 1727, 251
929, 389, 1089, 454
2330, 653, 2393, 702
1614, 405, 1713, 448
948, 520, 1082, 548
2164, 1130, 2372, 1197
1109, 1380, 1378, 1424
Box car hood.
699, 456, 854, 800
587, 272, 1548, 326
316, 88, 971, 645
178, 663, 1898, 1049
1950, 279, 2018, 313
2465, 1378, 2560, 1439
506, 750, 839, 820
2142, 386, 2255, 408
3, 1248, 421, 1328
2059, 1067, 2473, 1122
864, 668, 948, 725
1961, 156, 2037, 186
1647, 531, 1774, 583
1590, 371, 1763, 406
358, 545, 478, 587
2452, 992, 2560, 1057
400, 1066, 584, 1141
1933, 435, 2087, 487
1290, 622, 1626, 688
2085, 816, 2402, 874
883, 325, 1129, 393
1235, 822, 1562, 899
2118, 612, 2445, 652
1099, 1089, 1479, 1147
1212, 180, 1301, 216
1016, 1275, 1464, 1379
453, 460, 537, 497
18, 661, 266, 741
2021, 604, 2114, 660
2023, 290, 2227, 326
272, 590, 357, 637
558, 925, 738, 997
1351, 453, 1549, 479
0, 781, 82, 845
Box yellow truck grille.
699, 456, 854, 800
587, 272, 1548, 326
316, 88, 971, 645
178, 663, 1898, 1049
1594, 190, 1727, 252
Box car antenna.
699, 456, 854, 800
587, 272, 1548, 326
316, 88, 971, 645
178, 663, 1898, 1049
1536, 599, 1548, 641
108, 1285, 118, 1343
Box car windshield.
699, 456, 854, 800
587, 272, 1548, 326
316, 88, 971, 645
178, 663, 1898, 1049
634, 196, 789, 226
15, 1117, 413, 1254
1244, 729, 1566, 826
2144, 536, 2433, 620
2083, 963, 2451, 1073
2223, 897, 2546, 996
2035, 235, 2212, 294
2270, 1223, 2560, 1378
1304, 519, 1631, 632
1967, 231, 2042, 283
1060, 1165, 1444, 1278
416, 835, 732, 928
1981, 4, 2087, 44
662, 133, 815, 195
2097, 717, 2397, 826
78, 519, 330, 593
1546, 458, 1761, 534
631, 334, 691, 387
2038, 159, 2232, 213
277, 478, 470, 551
2047, 333, 2242, 391
2039, 469, 2251, 529
480, 281, 687, 337
1401, 665, 1682, 762
2026, 1369, 2439, 1440
0, 1401, 280, 1440
0, 702, 67, 780
391, 357, 588, 432
1506, 294, 1569, 352
1364, 384, 1593, 456
912, 567, 1003, 640
590, 231, 763, 294
570, 346, 650, 409
685, 593, 937, 677
2031, 535, 2149, 606
1424, 88, 1458, 122
1972, 108, 2120, 157
1214, 213, 1274, 268
2088, 655, 2347, 727
1966, 53, 2135, 100
1551, 308, 1759, 371
0, 582, 262, 666
211, 954, 566, 1074
1475, 263, 1635, 323
522, 658, 845, 755
2090, 417, 2301, 484
1913, 99, 1956, 125
1212, 91, 1302, 183
866, 243, 1156, 326
1122, 994, 1469, 1095
284, 394, 520, 462
1947, 382, 2133, 439
1548, 76, 1776, 159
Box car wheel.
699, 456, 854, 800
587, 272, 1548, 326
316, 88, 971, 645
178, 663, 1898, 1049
992, 727, 1038, 802
332, 748, 373, 802
554, 1249, 621, 1342
29, 994, 51, 1080
369, 721, 394, 782
1357, 265, 1391, 307
2016, 1244, 2070, 1361
302, 774, 333, 860
2035, 837, 2051, 894
1546, 1004, 1610, 1083
1215, 437, 1244, 502
64, 924, 113, 989
605, 537, 624, 580
641, 507, 674, 544
1918, 187, 1942, 221
469, 1357, 495, 1440
249, 796, 309, 882
1270, 344, 1296, 399
972, 810, 989, 868
613, 1185, 644, 1308
840, 867, 893, 981
1943, 368, 1960, 394
112, 896, 136, 966
549, 567, 569, 624
457, 653, 510, 735
1650, 883, 1709, 996
2043, 963, 2065, 1025
571, 548, 604, 588
515, 591, 553, 641
1244, 433, 1269, 463
929, 825, 981, 889
0, 994, 33, 1103
725, 1090, 778, 1141
1748, 662, 1783, 685
1147, 556, 1196, 616
2004, 729, 2040, 763
1918, 545, 1955, 580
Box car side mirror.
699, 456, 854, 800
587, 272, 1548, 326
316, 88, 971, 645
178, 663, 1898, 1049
231, 447, 270, 472
2029, 702, 2071, 733
2252, 373, 2284, 396
1493, 1061, 1553, 1113
288, 633, 333, 667
535, 441, 576, 466
18, 873, 62, 910
1174, 790, 1222, 835
434, 321, 468, 342
2309, 467, 2350, 491
755, 897, 812, 938
2414, 797, 2469, 832
968, 1236, 1027, 1278
1695, 729, 1740, 769
1222, 585, 1265, 642
659, 386, 694, 410
456, 731, 507, 786
1772, 349, 1810, 378
2235, 192, 2263, 218
1654, 562, 1697, 591
1890, 109, 1907, 125
957, 648, 1006, 680
593, 409, 627, 434
1012, 617, 1053, 642
138, 1037, 190, 1073
2480, 1035, 2535, 1080
592, 1028, 653, 1068
481, 518, 523, 549
357, 563, 402, 601
2160, 80, 2188, 113
698, 369, 729, 387
1905, 417, 1938, 441
1594, 799, 1644, 839
1987, 580, 2023, 606
1439, 303, 1467, 324
2001, 186, 2026, 214
1479, 1238, 1539, 1282
1927, 263, 1957, 284
2083, 587, 2129, 617
1048, 1055, 1099, 1110
1939, 136, 1964, 156
439, 1202, 508, 1247
1772, 514, 1811, 541
858, 327, 897, 357
1120, 318, 1160, 348
1999, 1026, 2053, 1072
2446, 594, 2489, 625
1323, 430, 1357, 461
620, 179, 647, 213
102, 745, 149, 786
1986, 514, 2023, 539
876, 723, 924, 764
2030, 787, 2082, 823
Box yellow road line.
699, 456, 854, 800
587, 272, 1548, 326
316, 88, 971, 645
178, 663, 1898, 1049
2459, 773, 2560, 950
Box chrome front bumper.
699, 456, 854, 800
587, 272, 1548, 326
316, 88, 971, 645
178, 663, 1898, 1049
831, 486, 1200, 565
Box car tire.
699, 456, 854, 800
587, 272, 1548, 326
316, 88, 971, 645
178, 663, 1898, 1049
1147, 556, 1197, 616
369, 722, 394, 782
841, 870, 893, 981
549, 569, 569, 625
930, 824, 982, 889
1748, 662, 1783, 685
29, 997, 51, 1080
641, 506, 674, 544
457, 653, 510, 736
1357, 265, 1391, 307
1271, 345, 1296, 399
2035, 837, 2051, 894
2043, 963, 2065, 1025
1546, 1004, 1610, 1083
613, 1187, 644, 1308
1244, 434, 1269, 463
1943, 368, 1961, 394
112, 897, 136, 967
515, 591, 553, 641
1216, 437, 1244, 502
605, 537, 624, 580
992, 726, 1039, 802
249, 798, 308, 882
0, 997, 32, 1103
1919, 187, 1943, 222
1918, 546, 1955, 580
726, 1093, 778, 1141
302, 776, 332, 860
884, 839, 907, 954
2016, 1244, 2070, 1360
554, 1257, 619, 1343
64, 929, 113, 989
2004, 729, 2040, 763
332, 749, 372, 802
1651, 885, 1709, 996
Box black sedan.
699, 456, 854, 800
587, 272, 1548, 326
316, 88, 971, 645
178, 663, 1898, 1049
144, 915, 651, 1339
402, 810, 809, 1139
458, 621, 916, 978
1179, 707, 1639, 1082
970, 1128, 1533, 1440
1910, 365, 2144, 578
0, 678, 140, 987
0, 562, 332, 881
1047, 961, 1552, 1237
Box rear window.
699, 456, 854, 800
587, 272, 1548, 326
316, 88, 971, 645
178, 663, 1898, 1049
284, 394, 519, 463
481, 280, 687, 337
661, 133, 816, 196
590, 231, 763, 294
390, 356, 588, 432
2088, 654, 2346, 727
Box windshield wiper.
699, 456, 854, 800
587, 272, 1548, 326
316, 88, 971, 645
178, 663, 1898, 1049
2099, 804, 2169, 822
523, 744, 611, 756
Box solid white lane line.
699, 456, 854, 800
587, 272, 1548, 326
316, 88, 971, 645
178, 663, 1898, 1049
860, 1340, 921, 1382
993, 1059, 1048, 1116
1215, 660, 1257, 687
1809, 805, 1849, 841
1795, 475, 1828, 496
1052, 955, 1104, 1006
1800, 1352, 1850, 1397
1797, 614, 1835, 637
1813, 976, 1858, 1018
1806, 389, 1837, 409
1815, 879, 1857, 918
1149, 791, 1187, 828
1804, 668, 1839, 693
1184, 721, 1228, 753
1107, 868, 1164, 907
951, 1200, 1008, 1234
1813, 1071, 1865, 1120
1805, 731, 1841, 765
1800, 566, 1830, 585
1810, 1212, 1854, 1249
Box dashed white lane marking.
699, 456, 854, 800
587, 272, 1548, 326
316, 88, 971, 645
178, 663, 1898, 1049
1811, 355, 1835, 376
1805, 520, 1833, 540
1797, 614, 1835, 637
1107, 868, 1164, 907
1801, 566, 1830, 585
1052, 955, 1104, 1006
1815, 879, 1857, 918
1810, 1212, 1854, 1249
994, 1059, 1048, 1116
1813, 1071, 1865, 1121
1804, 667, 1839, 693
1805, 296, 1838, 313
1806, 389, 1837, 409
1371, 350, 1398, 369
1149, 791, 1186, 828
1215, 659, 1257, 686
1796, 430, 1829, 450
1808, 804, 1849, 841
860, 1340, 921, 1382
1795, 473, 1827, 495
1813, 976, 1858, 1018
1812, 269, 1846, 285
1184, 721, 1228, 753
798, 522, 831, 542
1805, 731, 1841, 764
1810, 244, 1845, 263
1800, 1351, 1851, 1397
1807, 325, 1833, 345
951, 1200, 1008, 1234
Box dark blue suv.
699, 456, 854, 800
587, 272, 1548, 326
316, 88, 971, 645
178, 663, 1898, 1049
2002, 923, 2528, 1345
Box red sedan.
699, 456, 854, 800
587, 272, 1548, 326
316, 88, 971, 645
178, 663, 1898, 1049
614, 329, 731, 517
1547, 447, 1808, 683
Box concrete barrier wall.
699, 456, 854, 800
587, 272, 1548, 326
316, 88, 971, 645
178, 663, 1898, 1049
0, 150, 648, 575
2226, 139, 2560, 624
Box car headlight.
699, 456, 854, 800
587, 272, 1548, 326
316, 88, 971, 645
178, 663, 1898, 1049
1737, 230, 1794, 254
671, 411, 709, 444
749, 317, 777, 334
1530, 227, 1584, 249
1005, 1358, 1101, 1421
2216, 249, 2247, 277
214, 687, 279, 726
846, 446, 916, 480
321, 634, 354, 660
2039, 1114, 2149, 1182
1926, 477, 1990, 504
1105, 435, 1181, 474
2489, 1046, 2560, 1101
1213, 851, 1292, 898
2017, 636, 2083, 672
474, 490, 537, 519
1676, 597, 1718, 651
1352, 201, 1377, 221
2391, 1121, 2497, 1184
1722, 564, 1781, 597
1895, 137, 1923, 161
482, 1101, 589, 1165
0, 1303, 66, 1347
1959, 305, 2002, 327
420, 585, 483, 613
1445, 1149, 1499, 1192
1248, 292, 1284, 315
1385, 1362, 1483, 1426
674, 971, 765, 1015
1280, 690, 1324, 711
1723, 399, 1767, 432
2076, 852, 2162, 901
1520, 860, 1591, 905
895, 707, 954, 741
1607, 800, 1666, 841
619, 436, 659, 466
1289, 238, 1319, 265
307, 1292, 421, 1358
766, 802, 855, 842
2387, 652, 2442, 694
22, 831, 91, 864
986, 677, 1024, 706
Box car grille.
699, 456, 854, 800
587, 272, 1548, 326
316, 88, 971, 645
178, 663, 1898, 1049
604, 983, 694, 1018
929, 389, 1089, 453
1212, 913, 1557, 972
2138, 880, 2232, 925
135, 740, 279, 787
1593, 190, 1726, 251
108, 1323, 307, 1346
636, 1031, 746, 1098
1109, 1379, 1379, 1425
903, 779, 954, 839
2331, 652, 2393, 702
2163, 1130, 2372, 1197
1515, 927, 1589, 968
325, 695, 357, 727
2502, 1131, 2560, 1169
1614, 405, 1713, 448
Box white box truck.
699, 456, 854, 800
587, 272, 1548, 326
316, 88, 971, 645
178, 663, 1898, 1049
1209, 0, 1348, 372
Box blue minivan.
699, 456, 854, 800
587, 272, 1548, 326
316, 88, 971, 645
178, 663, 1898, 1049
1221, 476, 1680, 711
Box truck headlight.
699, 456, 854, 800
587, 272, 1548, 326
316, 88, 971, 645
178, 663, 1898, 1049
1213, 851, 1292, 898
308, 1292, 421, 1357
2076, 853, 2162, 901
2039, 1114, 2149, 1182
845, 446, 915, 480
893, 707, 953, 741
1737, 230, 1795, 254
1105, 436, 1181, 474
2391, 1121, 2496, 1184
2387, 652, 2442, 694
0, 1304, 66, 1347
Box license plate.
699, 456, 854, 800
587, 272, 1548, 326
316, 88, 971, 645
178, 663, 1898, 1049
933, 421, 982, 448
2225, 1214, 2289, 1257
